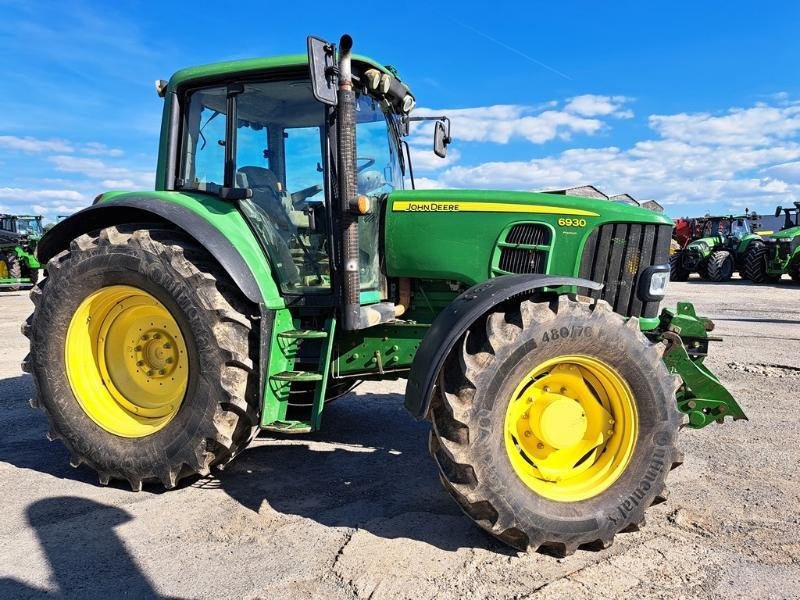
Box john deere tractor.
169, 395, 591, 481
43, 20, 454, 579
24, 35, 745, 556
743, 202, 800, 283
670, 214, 760, 282
0, 214, 43, 291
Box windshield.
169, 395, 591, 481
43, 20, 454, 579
729, 219, 750, 238
16, 218, 42, 236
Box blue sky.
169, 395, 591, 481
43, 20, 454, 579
1, 0, 799, 220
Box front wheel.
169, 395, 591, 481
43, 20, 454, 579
429, 296, 682, 555
23, 226, 260, 490
705, 250, 734, 282
670, 251, 691, 281
4, 253, 23, 291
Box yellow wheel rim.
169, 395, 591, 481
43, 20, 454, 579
504, 355, 638, 502
65, 285, 188, 438
0, 260, 8, 279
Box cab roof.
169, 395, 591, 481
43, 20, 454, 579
168, 53, 397, 91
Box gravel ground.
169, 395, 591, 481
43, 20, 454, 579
1, 277, 799, 599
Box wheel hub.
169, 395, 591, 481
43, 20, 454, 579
531, 394, 587, 450
65, 285, 188, 438
504, 355, 637, 501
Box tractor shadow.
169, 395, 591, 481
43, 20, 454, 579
217, 390, 512, 554
0, 374, 99, 486
0, 496, 160, 599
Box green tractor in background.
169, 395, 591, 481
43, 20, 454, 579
743, 202, 800, 282
23, 34, 746, 556
0, 214, 43, 291
670, 213, 760, 282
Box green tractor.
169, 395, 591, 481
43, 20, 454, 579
23, 35, 745, 555
670, 214, 760, 282
0, 214, 43, 291
743, 202, 800, 282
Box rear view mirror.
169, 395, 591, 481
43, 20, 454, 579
775, 205, 783, 217
433, 120, 450, 158
307, 36, 337, 105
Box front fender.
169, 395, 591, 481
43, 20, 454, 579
404, 274, 602, 419
38, 193, 283, 308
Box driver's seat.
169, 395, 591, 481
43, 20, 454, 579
237, 166, 309, 229
237, 166, 293, 230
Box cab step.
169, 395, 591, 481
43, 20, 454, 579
277, 329, 329, 340
261, 420, 313, 435
271, 370, 324, 383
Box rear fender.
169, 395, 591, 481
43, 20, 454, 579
404, 274, 602, 419
38, 196, 282, 307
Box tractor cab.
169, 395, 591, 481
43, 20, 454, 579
173, 70, 404, 298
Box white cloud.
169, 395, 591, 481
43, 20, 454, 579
0, 187, 89, 216
410, 96, 634, 150
427, 99, 800, 213
49, 155, 153, 188
649, 104, 800, 146
564, 95, 633, 118
83, 142, 124, 157
407, 146, 461, 171
0, 135, 74, 153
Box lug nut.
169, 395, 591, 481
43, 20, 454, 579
134, 345, 142, 352
147, 370, 154, 377
142, 334, 149, 341
159, 369, 166, 375
137, 360, 144, 367
153, 333, 161, 340
163, 343, 171, 350
166, 357, 173, 364
524, 431, 531, 437
543, 386, 550, 392
560, 387, 567, 394
537, 442, 544, 449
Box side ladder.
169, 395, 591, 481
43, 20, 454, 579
261, 319, 336, 434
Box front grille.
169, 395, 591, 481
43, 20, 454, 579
495, 224, 551, 275
578, 223, 672, 318
499, 247, 548, 274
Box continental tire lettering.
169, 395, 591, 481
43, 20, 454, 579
613, 447, 667, 522
542, 325, 594, 343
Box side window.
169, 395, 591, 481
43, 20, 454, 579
285, 127, 324, 195
236, 123, 269, 175
180, 87, 227, 188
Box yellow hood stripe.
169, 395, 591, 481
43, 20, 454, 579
392, 200, 599, 217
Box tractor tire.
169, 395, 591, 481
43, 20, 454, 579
790, 260, 800, 283
22, 226, 260, 490
705, 250, 734, 282
429, 296, 682, 556
743, 241, 778, 283
5, 253, 23, 291
669, 252, 690, 282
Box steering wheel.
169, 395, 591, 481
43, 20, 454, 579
357, 157, 375, 173
290, 184, 324, 207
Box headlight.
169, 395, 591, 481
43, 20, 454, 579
638, 264, 671, 301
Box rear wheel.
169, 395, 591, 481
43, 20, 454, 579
705, 250, 734, 282
743, 241, 779, 283
429, 296, 682, 555
22, 226, 260, 490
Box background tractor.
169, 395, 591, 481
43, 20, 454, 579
743, 202, 800, 282
670, 213, 760, 282
24, 34, 745, 556
0, 214, 43, 291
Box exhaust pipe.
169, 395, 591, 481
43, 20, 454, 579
337, 34, 361, 331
